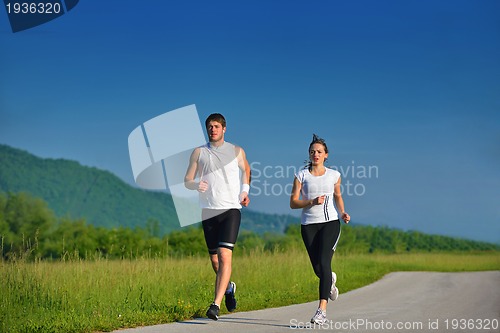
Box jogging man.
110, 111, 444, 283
184, 113, 250, 320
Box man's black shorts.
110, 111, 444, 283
202, 209, 241, 254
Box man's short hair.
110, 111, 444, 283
205, 113, 226, 128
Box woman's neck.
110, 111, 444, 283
309, 164, 326, 176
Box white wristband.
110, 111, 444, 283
241, 183, 250, 194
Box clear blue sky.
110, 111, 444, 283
1, 0, 499, 243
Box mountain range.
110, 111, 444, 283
0, 144, 299, 235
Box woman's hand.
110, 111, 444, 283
341, 211, 350, 223
312, 195, 325, 205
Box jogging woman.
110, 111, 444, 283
290, 134, 350, 325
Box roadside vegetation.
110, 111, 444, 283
1, 192, 499, 332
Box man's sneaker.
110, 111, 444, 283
206, 303, 219, 321
329, 271, 339, 301
310, 308, 327, 325
224, 281, 237, 312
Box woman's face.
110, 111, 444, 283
309, 143, 328, 166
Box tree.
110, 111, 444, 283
1, 192, 55, 258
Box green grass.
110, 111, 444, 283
1, 250, 499, 333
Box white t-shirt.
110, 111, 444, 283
197, 142, 242, 209
295, 167, 341, 225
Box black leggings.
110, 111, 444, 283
301, 220, 341, 301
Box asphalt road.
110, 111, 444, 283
112, 271, 500, 333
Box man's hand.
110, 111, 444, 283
239, 192, 250, 207
198, 180, 208, 193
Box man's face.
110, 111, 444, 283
206, 120, 225, 142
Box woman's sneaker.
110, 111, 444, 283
206, 303, 219, 321
310, 308, 327, 325
329, 271, 339, 301
224, 281, 237, 312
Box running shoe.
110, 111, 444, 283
224, 281, 237, 312
206, 303, 219, 321
329, 271, 339, 301
310, 308, 327, 325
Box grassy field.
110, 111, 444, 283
1, 249, 499, 333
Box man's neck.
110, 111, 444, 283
209, 139, 225, 148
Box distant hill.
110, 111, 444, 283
0, 144, 298, 234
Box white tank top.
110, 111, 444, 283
197, 141, 242, 209
295, 167, 341, 225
